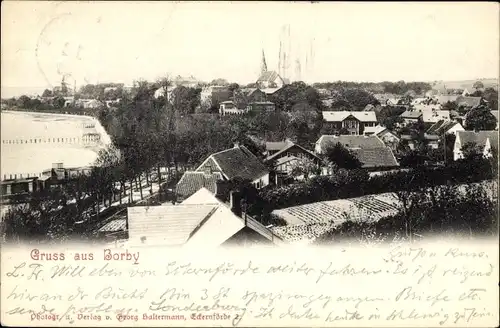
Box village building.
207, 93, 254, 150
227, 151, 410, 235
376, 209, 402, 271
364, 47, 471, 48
315, 135, 386, 154
422, 110, 451, 124
322, 111, 378, 135
219, 101, 248, 116
175, 171, 223, 201
195, 144, 270, 189
264, 140, 322, 177
400, 110, 423, 125
455, 96, 484, 110
426, 120, 465, 136
400, 134, 440, 150
363, 125, 400, 150
100, 188, 283, 247
453, 131, 498, 161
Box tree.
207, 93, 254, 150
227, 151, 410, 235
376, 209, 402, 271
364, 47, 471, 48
331, 88, 379, 111
441, 101, 457, 111
324, 142, 362, 170
464, 105, 497, 131
269, 82, 323, 112
16, 95, 31, 108
290, 157, 319, 180
473, 81, 484, 90
42, 89, 53, 97
53, 96, 66, 109
483, 87, 498, 111
210, 78, 229, 86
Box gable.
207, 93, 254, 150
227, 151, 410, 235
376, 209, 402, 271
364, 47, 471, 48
196, 157, 221, 176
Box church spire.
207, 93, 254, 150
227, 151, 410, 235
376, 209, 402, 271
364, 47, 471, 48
261, 49, 268, 74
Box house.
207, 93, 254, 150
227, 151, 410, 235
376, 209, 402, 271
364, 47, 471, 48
426, 120, 465, 136
122, 188, 281, 248
314, 135, 386, 154
411, 97, 428, 105
261, 87, 283, 97
172, 75, 199, 88
219, 101, 248, 116
400, 110, 423, 125
175, 171, 223, 200
453, 131, 498, 161
256, 71, 286, 89
455, 96, 483, 110
435, 95, 460, 105
265, 140, 291, 157
1, 177, 40, 196
422, 110, 451, 124
246, 101, 275, 112
400, 134, 440, 150
154, 86, 175, 100
373, 94, 400, 106
413, 104, 441, 111
82, 99, 103, 109
349, 147, 399, 170
264, 140, 322, 176
363, 125, 400, 150
195, 144, 270, 189
314, 136, 399, 171
241, 88, 267, 103
322, 111, 378, 135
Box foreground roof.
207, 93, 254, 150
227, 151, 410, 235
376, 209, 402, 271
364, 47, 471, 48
127, 204, 218, 246
270, 193, 400, 244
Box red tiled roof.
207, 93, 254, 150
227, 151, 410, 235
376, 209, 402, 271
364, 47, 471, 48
203, 146, 270, 182
351, 147, 399, 168
176, 171, 222, 199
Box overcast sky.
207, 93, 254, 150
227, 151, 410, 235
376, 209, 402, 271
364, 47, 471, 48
1, 1, 498, 97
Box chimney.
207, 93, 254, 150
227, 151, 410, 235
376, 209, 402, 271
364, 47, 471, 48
229, 191, 242, 216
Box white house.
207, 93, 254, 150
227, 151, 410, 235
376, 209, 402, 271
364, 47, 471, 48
322, 111, 378, 135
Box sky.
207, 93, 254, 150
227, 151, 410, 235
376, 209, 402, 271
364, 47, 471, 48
1, 1, 499, 97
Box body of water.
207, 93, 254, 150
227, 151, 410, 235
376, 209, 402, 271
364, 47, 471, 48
1, 110, 112, 180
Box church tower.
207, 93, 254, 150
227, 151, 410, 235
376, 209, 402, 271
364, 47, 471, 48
260, 49, 268, 74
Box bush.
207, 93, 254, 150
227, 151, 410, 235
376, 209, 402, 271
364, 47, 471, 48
257, 159, 494, 211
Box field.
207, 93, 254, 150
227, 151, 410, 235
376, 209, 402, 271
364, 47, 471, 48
431, 78, 498, 91
1, 110, 111, 180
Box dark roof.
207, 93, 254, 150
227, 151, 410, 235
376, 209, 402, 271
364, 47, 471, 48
210, 146, 270, 181
457, 131, 498, 153
426, 120, 461, 135
351, 147, 400, 168
257, 71, 282, 83
456, 96, 481, 108
176, 171, 222, 199
266, 140, 291, 151
266, 142, 321, 162
318, 135, 386, 151
400, 110, 423, 119
400, 133, 440, 141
